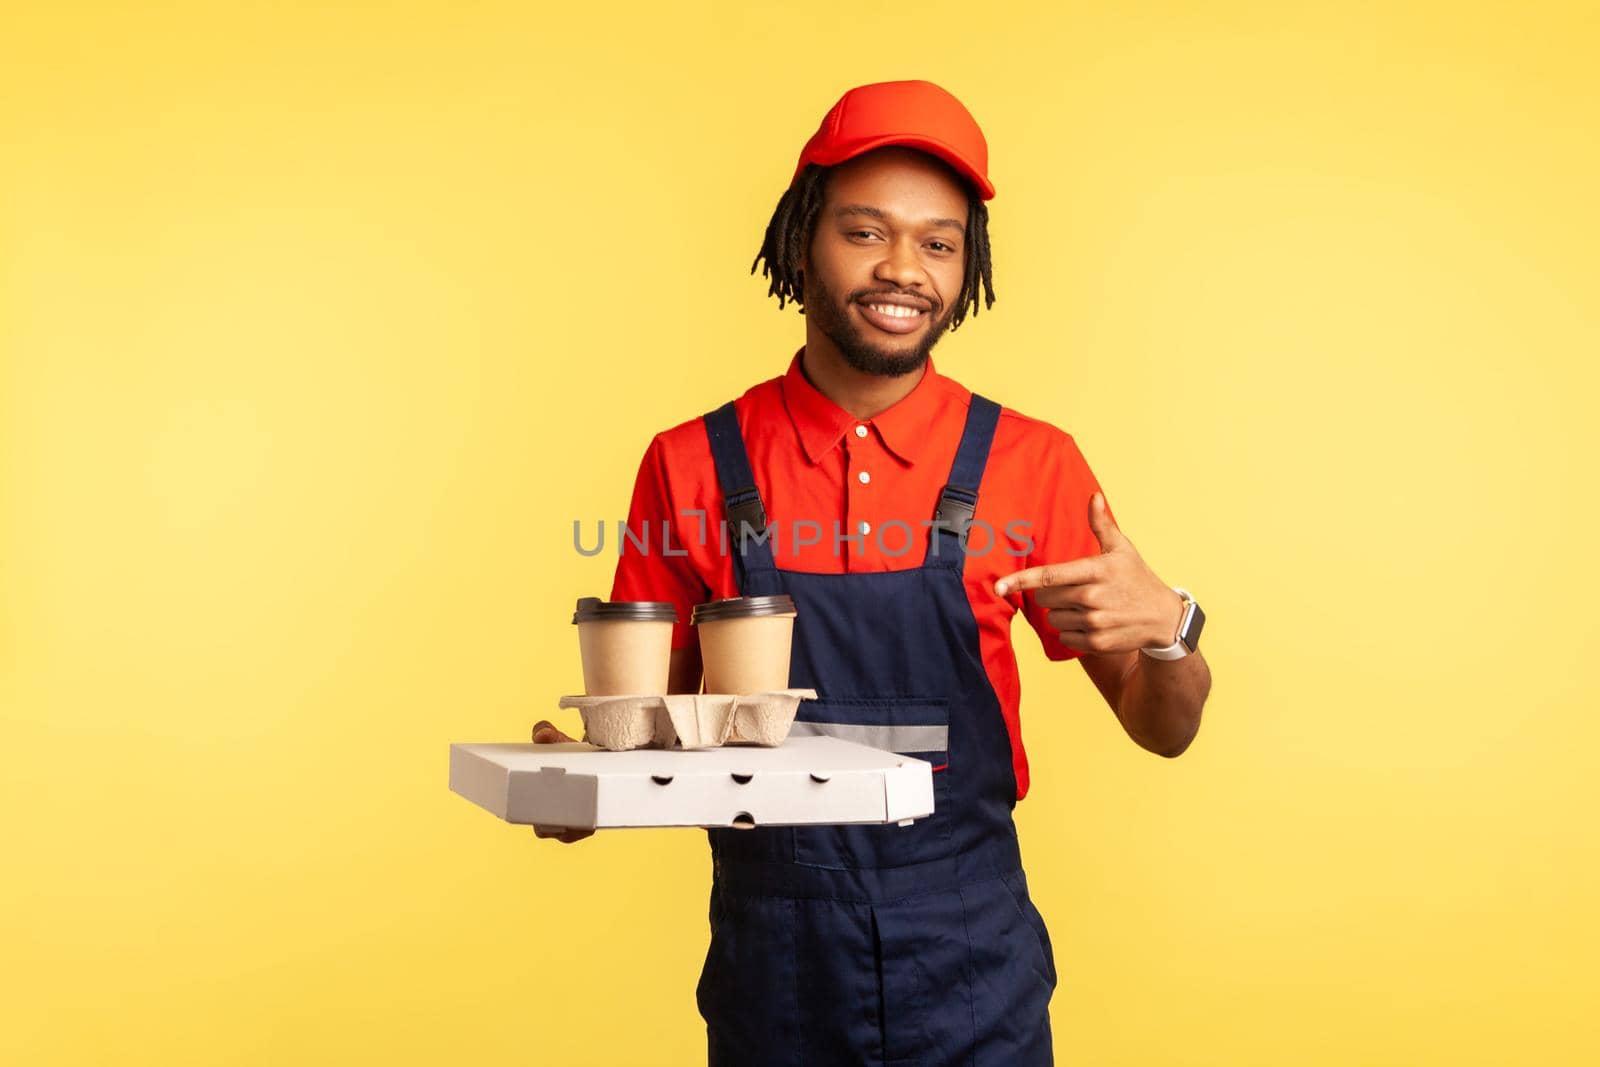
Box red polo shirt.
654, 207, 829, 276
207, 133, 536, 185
609, 347, 1111, 802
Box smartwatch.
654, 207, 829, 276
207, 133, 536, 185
1140, 586, 1204, 660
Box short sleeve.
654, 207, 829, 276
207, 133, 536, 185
609, 434, 708, 650
1020, 431, 1114, 662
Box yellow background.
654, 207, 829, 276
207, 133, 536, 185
3, 2, 1597, 1063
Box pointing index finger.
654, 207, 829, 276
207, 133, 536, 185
994, 557, 1098, 596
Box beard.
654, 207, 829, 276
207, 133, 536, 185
805, 277, 958, 378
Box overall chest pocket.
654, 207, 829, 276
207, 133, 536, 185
790, 696, 953, 870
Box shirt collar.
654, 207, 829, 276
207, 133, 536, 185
779, 347, 947, 466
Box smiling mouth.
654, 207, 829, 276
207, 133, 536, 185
856, 300, 929, 335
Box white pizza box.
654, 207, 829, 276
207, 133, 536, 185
449, 735, 934, 831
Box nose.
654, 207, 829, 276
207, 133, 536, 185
872, 235, 928, 293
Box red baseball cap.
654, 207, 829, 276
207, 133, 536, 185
792, 79, 995, 201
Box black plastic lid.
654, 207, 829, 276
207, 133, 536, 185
690, 594, 797, 624
572, 597, 679, 624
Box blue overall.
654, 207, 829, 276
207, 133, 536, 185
695, 394, 1058, 1066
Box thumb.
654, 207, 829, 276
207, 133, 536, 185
1088, 492, 1127, 553
532, 720, 575, 744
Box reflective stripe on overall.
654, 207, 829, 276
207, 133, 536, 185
696, 394, 1057, 1067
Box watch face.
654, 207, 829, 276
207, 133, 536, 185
1180, 601, 1205, 653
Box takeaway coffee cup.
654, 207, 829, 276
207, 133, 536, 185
572, 597, 678, 696
691, 594, 798, 694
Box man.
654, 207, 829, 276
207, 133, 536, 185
533, 79, 1212, 1065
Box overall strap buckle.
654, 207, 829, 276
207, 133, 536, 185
723, 486, 769, 543
932, 485, 978, 542
922, 396, 1000, 567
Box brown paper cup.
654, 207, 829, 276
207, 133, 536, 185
573, 598, 677, 696
692, 595, 797, 695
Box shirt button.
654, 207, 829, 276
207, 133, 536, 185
854, 424, 868, 438
859, 520, 871, 536
857, 470, 871, 485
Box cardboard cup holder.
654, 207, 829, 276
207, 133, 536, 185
556, 688, 819, 751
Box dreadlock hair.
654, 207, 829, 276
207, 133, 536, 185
750, 160, 997, 331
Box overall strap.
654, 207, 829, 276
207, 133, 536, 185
925, 394, 1002, 567
702, 401, 777, 588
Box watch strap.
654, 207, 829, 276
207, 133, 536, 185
1140, 586, 1196, 660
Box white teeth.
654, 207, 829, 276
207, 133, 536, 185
868, 303, 922, 319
